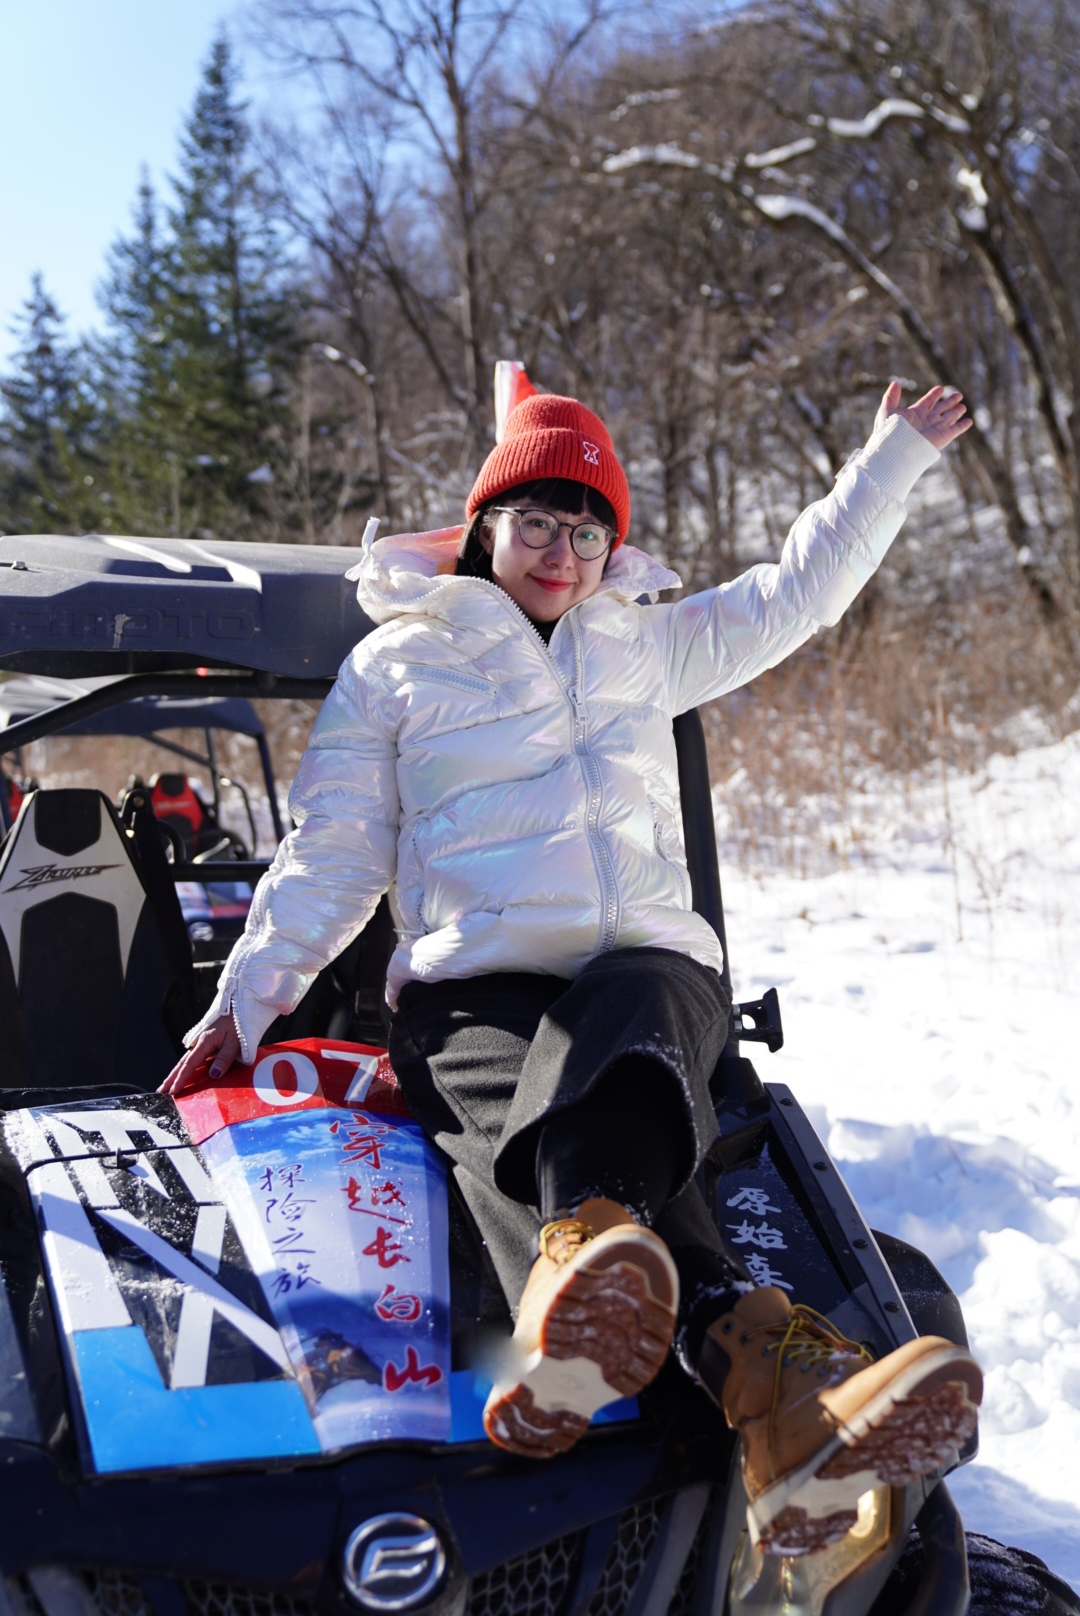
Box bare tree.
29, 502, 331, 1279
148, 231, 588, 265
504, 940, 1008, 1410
252, 0, 616, 466
591, 0, 1080, 623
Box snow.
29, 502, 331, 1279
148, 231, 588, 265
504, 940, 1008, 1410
827, 99, 925, 138
602, 143, 703, 174
754, 193, 849, 243
825, 97, 970, 139
716, 728, 1080, 1585
610, 88, 681, 121
956, 166, 989, 232
744, 137, 817, 168
602, 98, 974, 194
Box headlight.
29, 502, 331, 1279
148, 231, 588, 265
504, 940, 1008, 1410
342, 1514, 448, 1612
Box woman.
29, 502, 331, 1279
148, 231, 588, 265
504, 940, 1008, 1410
164, 382, 981, 1557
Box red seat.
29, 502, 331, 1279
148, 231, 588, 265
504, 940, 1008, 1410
150, 773, 206, 852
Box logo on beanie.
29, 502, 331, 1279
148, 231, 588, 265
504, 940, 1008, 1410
582, 440, 600, 466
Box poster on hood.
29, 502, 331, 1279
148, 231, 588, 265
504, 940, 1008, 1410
193, 1043, 451, 1449
8, 1043, 451, 1472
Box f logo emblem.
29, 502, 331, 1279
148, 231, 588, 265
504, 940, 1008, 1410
582, 440, 600, 466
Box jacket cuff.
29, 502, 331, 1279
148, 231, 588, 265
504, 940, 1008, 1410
850, 414, 940, 505
184, 980, 281, 1066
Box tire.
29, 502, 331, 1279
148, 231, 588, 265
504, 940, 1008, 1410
869, 1526, 1080, 1615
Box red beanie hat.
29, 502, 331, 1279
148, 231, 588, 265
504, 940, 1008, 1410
466, 394, 631, 545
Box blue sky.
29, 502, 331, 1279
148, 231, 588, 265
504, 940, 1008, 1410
0, 0, 245, 355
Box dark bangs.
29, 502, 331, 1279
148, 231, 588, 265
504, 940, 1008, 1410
499, 479, 617, 530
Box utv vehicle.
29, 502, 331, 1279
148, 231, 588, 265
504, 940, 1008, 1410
0, 532, 1075, 1616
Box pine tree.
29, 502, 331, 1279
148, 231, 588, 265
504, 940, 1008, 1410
0, 275, 101, 534
96, 176, 183, 533
101, 33, 305, 539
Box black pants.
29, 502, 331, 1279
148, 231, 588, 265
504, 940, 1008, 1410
389, 946, 750, 1370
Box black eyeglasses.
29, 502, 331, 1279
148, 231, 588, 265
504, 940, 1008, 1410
492, 507, 615, 562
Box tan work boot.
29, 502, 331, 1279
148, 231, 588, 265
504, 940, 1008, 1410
483, 1198, 678, 1459
700, 1287, 982, 1556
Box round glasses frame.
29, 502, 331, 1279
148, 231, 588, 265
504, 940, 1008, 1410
492, 506, 614, 562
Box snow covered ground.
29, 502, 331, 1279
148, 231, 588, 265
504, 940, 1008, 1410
716, 727, 1080, 1584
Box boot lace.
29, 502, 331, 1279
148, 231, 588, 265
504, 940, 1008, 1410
538, 1218, 593, 1265
743, 1305, 874, 1479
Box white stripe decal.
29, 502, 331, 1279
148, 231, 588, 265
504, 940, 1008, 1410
69, 1157, 119, 1209
97, 1206, 289, 1369
170, 1205, 229, 1389
170, 1291, 217, 1390
167, 1147, 221, 1204
190, 1204, 227, 1276
31, 1164, 132, 1333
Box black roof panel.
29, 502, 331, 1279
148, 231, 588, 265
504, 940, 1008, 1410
0, 534, 373, 679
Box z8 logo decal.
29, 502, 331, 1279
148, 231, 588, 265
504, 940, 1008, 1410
4, 862, 119, 892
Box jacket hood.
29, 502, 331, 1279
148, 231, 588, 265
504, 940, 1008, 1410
349, 524, 682, 626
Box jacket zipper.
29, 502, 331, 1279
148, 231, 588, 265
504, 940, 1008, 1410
388, 577, 623, 958
484, 590, 620, 955
567, 624, 620, 952
399, 663, 495, 696
410, 826, 426, 931
492, 588, 621, 954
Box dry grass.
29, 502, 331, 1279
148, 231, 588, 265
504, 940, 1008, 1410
703, 592, 1079, 877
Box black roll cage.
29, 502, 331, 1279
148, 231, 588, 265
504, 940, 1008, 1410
0, 670, 327, 851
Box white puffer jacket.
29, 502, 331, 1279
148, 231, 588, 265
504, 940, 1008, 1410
193, 415, 938, 1062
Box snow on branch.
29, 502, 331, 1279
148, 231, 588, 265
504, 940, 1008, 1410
753, 195, 911, 308
754, 194, 848, 244
600, 93, 972, 187
928, 106, 972, 135
827, 98, 922, 137
610, 88, 682, 122
602, 143, 704, 173
691, 9, 768, 32
744, 136, 818, 168
826, 97, 969, 139
956, 167, 989, 232
315, 344, 374, 383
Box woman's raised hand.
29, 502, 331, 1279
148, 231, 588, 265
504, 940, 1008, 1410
876, 381, 973, 451
158, 1013, 240, 1098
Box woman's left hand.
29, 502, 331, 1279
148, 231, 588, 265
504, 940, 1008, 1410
159, 1013, 239, 1097
876, 381, 973, 450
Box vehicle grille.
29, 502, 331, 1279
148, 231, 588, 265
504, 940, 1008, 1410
582, 1498, 664, 1616
82, 1570, 154, 1616
469, 1530, 584, 1616
6, 1572, 317, 1616
464, 1495, 667, 1616
183, 1584, 316, 1616
664, 1503, 711, 1616
8, 1491, 682, 1616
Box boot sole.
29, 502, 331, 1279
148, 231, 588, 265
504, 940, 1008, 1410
483, 1236, 678, 1460
749, 1345, 981, 1557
